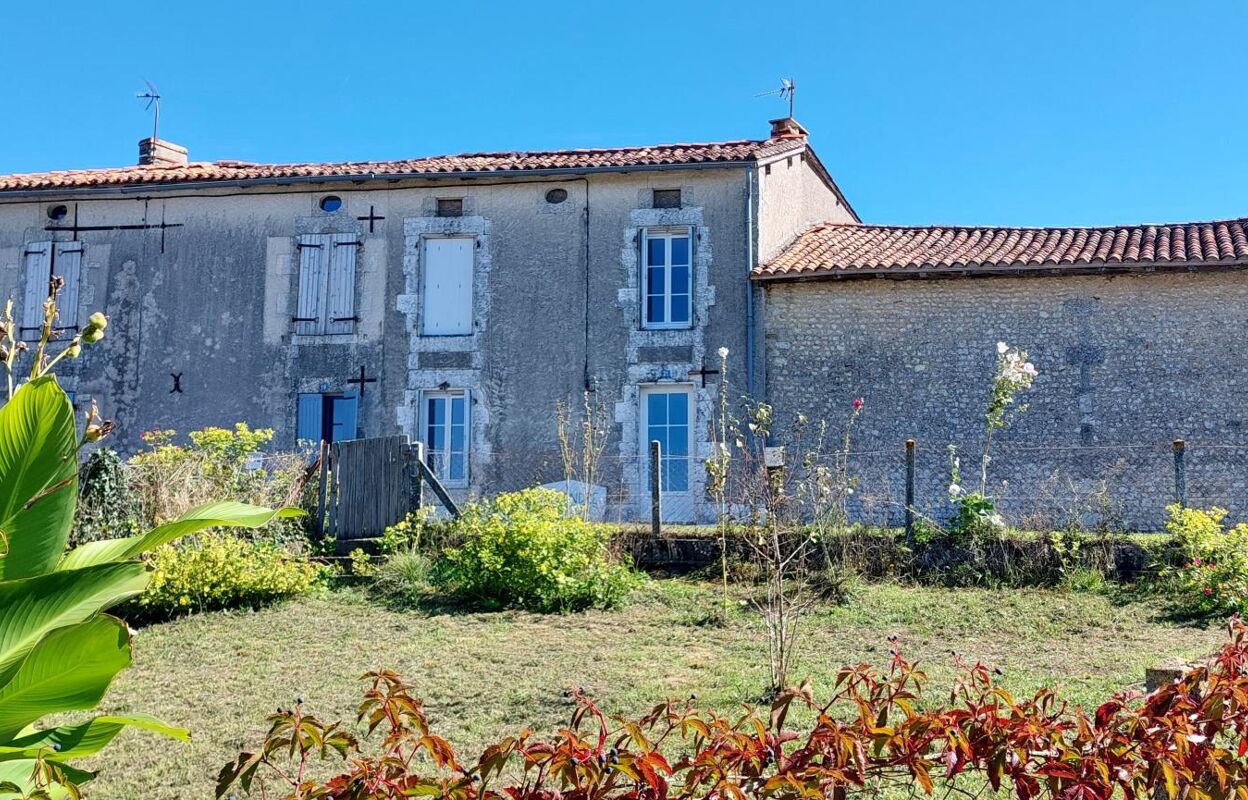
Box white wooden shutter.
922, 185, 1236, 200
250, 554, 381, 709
20, 243, 51, 341
325, 234, 359, 335
422, 237, 473, 335
52, 242, 83, 331
294, 234, 329, 335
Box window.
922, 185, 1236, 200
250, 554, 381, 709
22, 241, 82, 341
47, 205, 68, 221
422, 237, 473, 335
422, 390, 469, 484
545, 188, 568, 204
652, 189, 681, 209
295, 391, 359, 444
436, 198, 464, 218
641, 227, 692, 329
294, 233, 359, 335
641, 386, 691, 493
319, 195, 343, 212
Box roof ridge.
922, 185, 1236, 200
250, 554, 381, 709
0, 138, 776, 186
446, 138, 768, 158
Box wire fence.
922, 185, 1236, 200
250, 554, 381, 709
539, 439, 1248, 532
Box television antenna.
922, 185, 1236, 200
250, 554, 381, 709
756, 78, 796, 117
136, 80, 162, 141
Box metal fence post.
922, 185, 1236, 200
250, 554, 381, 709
650, 439, 662, 536
1173, 438, 1187, 507
904, 438, 916, 545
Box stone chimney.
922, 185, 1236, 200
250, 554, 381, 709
768, 117, 808, 140
138, 137, 189, 167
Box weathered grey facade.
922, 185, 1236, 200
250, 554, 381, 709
0, 118, 852, 522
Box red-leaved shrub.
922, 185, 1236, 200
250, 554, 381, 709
220, 618, 1248, 800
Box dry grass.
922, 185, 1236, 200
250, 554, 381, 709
85, 580, 1224, 798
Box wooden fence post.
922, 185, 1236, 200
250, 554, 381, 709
326, 441, 340, 541
650, 439, 662, 536
1173, 439, 1187, 507
409, 440, 425, 513
315, 439, 329, 537
904, 438, 916, 546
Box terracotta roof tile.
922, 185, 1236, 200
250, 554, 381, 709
0, 138, 805, 193
755, 218, 1248, 280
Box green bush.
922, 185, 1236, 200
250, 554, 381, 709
127, 424, 310, 543
949, 491, 1006, 543
377, 507, 455, 555
134, 533, 325, 620
435, 487, 641, 611
370, 548, 435, 608
1163, 504, 1248, 616
71, 447, 139, 546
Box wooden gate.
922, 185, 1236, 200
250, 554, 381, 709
316, 435, 460, 545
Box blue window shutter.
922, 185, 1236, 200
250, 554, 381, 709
331, 392, 359, 442
296, 393, 323, 443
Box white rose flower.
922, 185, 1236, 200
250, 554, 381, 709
997, 341, 1009, 354
717, 346, 729, 359
948, 483, 962, 497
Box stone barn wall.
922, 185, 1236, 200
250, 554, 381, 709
761, 269, 1248, 531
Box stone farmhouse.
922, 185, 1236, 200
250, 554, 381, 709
0, 118, 1243, 527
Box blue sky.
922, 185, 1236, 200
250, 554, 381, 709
0, 0, 1243, 226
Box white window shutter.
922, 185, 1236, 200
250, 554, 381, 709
422, 237, 474, 335
325, 234, 358, 335
21, 243, 51, 341
52, 242, 83, 331
294, 234, 328, 335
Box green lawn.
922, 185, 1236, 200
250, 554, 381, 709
86, 581, 1224, 798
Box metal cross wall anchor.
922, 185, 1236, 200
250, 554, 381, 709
688, 365, 721, 387
356, 205, 386, 233
347, 365, 377, 396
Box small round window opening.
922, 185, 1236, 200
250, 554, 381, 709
545, 188, 568, 204
47, 205, 68, 221
319, 195, 343, 213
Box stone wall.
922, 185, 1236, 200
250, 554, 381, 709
762, 270, 1248, 530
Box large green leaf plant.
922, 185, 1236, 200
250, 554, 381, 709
0, 288, 298, 797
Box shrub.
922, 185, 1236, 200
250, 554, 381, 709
135, 533, 325, 620
222, 619, 1248, 800
435, 487, 641, 611
128, 423, 311, 542
1163, 503, 1248, 616
348, 547, 376, 577
370, 548, 434, 608
377, 507, 454, 555
71, 447, 139, 546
